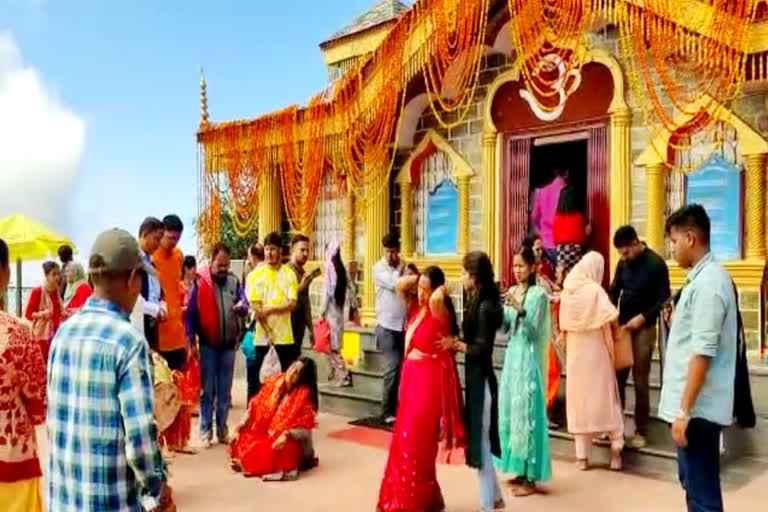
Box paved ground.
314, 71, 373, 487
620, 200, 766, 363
40, 380, 767, 511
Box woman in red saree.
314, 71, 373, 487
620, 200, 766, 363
377, 266, 466, 512
229, 357, 319, 480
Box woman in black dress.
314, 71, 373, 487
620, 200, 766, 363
441, 251, 504, 511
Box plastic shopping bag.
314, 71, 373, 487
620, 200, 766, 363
313, 319, 330, 354
259, 344, 282, 383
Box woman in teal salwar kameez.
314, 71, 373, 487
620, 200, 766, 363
495, 245, 552, 497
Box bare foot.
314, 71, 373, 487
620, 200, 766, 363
576, 459, 589, 471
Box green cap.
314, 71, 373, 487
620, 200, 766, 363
88, 229, 143, 274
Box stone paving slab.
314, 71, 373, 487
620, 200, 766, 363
39, 379, 768, 511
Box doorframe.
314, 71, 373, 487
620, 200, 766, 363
499, 120, 611, 286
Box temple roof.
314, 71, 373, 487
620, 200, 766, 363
321, 0, 409, 47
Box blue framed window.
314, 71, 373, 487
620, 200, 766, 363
425, 179, 458, 254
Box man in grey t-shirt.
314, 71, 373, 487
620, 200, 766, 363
373, 233, 407, 424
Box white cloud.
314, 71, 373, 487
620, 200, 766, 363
0, 31, 85, 235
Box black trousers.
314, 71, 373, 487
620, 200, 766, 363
160, 348, 187, 372
376, 326, 403, 418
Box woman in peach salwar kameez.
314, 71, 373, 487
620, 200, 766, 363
559, 252, 624, 471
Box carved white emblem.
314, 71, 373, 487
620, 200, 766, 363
519, 53, 582, 122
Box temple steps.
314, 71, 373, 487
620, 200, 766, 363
297, 327, 768, 484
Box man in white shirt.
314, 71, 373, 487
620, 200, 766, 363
137, 217, 166, 350
373, 233, 407, 424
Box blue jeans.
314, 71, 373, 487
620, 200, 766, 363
677, 418, 723, 512
199, 345, 236, 440
478, 382, 503, 511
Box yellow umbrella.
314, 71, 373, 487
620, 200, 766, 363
0, 214, 75, 316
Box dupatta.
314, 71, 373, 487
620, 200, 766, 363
248, 374, 316, 441
404, 307, 467, 464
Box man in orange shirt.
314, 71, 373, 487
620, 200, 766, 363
153, 215, 188, 371
153, 214, 196, 454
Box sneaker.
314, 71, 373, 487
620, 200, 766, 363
198, 436, 212, 450
629, 434, 647, 450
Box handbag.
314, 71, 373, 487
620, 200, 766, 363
240, 330, 257, 361
259, 344, 282, 383
613, 291, 634, 370
313, 319, 331, 354
613, 324, 634, 371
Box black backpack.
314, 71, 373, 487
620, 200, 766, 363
732, 280, 756, 429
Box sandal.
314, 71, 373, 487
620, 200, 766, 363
507, 476, 525, 488
610, 449, 623, 471
493, 498, 507, 510
513, 481, 536, 497
576, 459, 589, 471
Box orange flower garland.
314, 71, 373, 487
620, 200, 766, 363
196, 0, 762, 241
508, 0, 588, 113
617, 0, 756, 148
420, 0, 490, 128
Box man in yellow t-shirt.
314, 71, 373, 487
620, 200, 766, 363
247, 232, 298, 392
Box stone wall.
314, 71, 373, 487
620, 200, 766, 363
349, 35, 767, 356
388, 53, 513, 252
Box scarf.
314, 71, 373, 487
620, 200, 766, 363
248, 374, 316, 441
63, 263, 86, 303
559, 251, 618, 331
324, 241, 339, 298
31, 287, 59, 341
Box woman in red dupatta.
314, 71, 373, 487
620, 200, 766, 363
229, 357, 318, 480
24, 261, 63, 364
377, 266, 466, 512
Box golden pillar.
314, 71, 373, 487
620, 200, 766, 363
258, 169, 282, 242
400, 180, 413, 258
745, 153, 767, 259
342, 191, 356, 264
609, 108, 632, 272
481, 130, 498, 264
645, 163, 667, 254
361, 178, 390, 325
457, 175, 470, 254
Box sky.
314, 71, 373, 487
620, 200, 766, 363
0, 0, 388, 286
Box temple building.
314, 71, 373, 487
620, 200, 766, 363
197, 0, 768, 363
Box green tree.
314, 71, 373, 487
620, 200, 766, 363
218, 205, 259, 260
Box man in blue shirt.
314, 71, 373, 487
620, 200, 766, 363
48, 229, 174, 511
659, 204, 736, 512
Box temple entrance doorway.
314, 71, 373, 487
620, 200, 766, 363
528, 136, 588, 237
501, 125, 610, 287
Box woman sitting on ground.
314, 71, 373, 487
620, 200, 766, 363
229, 357, 319, 480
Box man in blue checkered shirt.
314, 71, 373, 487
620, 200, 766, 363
47, 229, 174, 511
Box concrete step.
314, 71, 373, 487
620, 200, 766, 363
308, 344, 768, 457
356, 343, 768, 419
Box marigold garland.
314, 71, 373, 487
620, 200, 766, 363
420, 0, 490, 128
196, 0, 763, 241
